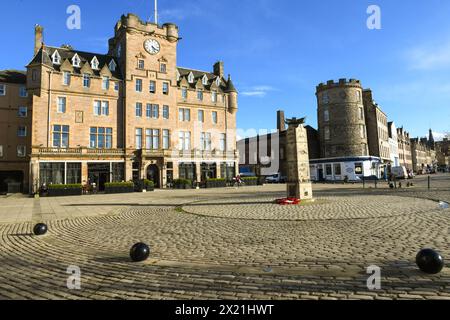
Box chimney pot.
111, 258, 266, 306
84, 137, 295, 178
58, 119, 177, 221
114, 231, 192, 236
34, 24, 44, 55
277, 110, 286, 132
213, 61, 224, 78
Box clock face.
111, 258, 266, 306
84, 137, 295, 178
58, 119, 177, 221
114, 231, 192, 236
144, 39, 160, 55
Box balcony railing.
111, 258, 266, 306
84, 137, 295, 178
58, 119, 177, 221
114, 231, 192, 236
86, 148, 125, 155
36, 147, 125, 156
35, 147, 238, 160
167, 149, 239, 160
38, 147, 82, 155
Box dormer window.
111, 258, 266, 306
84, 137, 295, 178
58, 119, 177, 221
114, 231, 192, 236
52, 51, 61, 65
188, 72, 194, 84
176, 70, 181, 82
91, 56, 99, 70
72, 54, 81, 68
117, 44, 122, 58
202, 75, 208, 86
109, 60, 117, 72
160, 63, 167, 73
215, 77, 221, 87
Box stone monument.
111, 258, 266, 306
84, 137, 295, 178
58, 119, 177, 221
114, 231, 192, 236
285, 117, 313, 200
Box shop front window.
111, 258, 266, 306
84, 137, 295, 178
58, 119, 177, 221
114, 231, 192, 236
220, 163, 236, 181
179, 163, 196, 181
112, 163, 125, 182
355, 163, 364, 175
39, 163, 65, 186
67, 163, 82, 184
201, 163, 217, 182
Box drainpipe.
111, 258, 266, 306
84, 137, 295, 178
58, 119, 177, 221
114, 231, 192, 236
47, 70, 52, 147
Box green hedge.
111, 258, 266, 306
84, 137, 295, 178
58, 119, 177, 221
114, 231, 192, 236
105, 182, 134, 188
174, 179, 192, 186
48, 184, 82, 189
242, 177, 258, 181
206, 178, 226, 182
144, 180, 155, 188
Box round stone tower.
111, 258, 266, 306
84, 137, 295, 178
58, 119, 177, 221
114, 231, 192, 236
316, 79, 369, 158
225, 75, 238, 115
163, 23, 179, 43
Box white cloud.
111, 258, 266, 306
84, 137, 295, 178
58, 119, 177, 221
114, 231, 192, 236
433, 131, 449, 141
241, 85, 278, 98
159, 7, 203, 21
241, 91, 267, 97
406, 42, 450, 70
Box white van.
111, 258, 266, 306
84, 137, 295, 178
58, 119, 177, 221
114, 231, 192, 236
391, 166, 408, 179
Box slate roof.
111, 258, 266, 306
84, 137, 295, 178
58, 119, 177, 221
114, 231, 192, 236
0, 70, 27, 84
225, 77, 237, 93
29, 46, 123, 79
27, 46, 237, 92
177, 67, 237, 92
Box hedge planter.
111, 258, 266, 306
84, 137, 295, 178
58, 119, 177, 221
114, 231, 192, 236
174, 184, 192, 190
47, 185, 83, 197
105, 183, 135, 194
144, 180, 155, 192
206, 179, 226, 188
242, 178, 258, 186
105, 186, 134, 194
173, 179, 192, 190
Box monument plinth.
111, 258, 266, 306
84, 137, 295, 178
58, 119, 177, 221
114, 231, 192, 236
285, 118, 313, 200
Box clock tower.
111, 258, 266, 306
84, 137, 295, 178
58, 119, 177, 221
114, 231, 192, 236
108, 14, 180, 179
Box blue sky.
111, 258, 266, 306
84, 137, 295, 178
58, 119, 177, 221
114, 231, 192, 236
2, 0, 450, 140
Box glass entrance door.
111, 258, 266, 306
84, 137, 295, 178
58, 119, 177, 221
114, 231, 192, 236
88, 163, 111, 192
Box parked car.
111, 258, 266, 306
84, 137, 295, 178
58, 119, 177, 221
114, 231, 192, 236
265, 173, 286, 184
240, 172, 257, 178
391, 166, 408, 179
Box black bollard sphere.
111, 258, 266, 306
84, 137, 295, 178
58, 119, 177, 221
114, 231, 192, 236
416, 249, 444, 274
130, 243, 150, 262
33, 223, 48, 236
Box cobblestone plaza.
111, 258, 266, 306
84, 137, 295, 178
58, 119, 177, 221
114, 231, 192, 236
0, 174, 448, 300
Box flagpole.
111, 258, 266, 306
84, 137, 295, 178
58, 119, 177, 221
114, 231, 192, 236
154, 0, 158, 25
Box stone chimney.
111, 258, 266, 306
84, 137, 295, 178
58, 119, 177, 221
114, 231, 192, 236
213, 61, 224, 78
277, 110, 286, 132
34, 24, 44, 55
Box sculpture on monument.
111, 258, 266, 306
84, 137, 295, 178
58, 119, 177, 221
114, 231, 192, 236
285, 117, 313, 200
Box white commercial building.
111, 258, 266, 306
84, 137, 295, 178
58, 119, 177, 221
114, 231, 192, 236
310, 156, 383, 182
388, 122, 400, 167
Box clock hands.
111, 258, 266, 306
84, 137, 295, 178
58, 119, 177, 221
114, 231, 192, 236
145, 40, 160, 54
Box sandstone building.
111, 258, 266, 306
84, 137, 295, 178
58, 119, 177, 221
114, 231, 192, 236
396, 127, 412, 170
388, 122, 400, 167
316, 79, 368, 159
0, 71, 32, 193
313, 79, 383, 181
411, 138, 430, 173
436, 137, 450, 169
410, 131, 437, 174
362, 89, 391, 164
0, 13, 239, 193
237, 110, 319, 178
